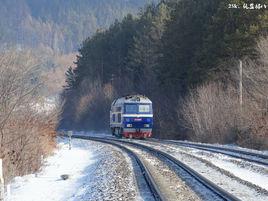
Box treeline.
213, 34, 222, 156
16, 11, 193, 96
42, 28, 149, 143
60, 0, 268, 148
0, 0, 156, 53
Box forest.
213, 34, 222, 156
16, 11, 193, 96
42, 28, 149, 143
0, 0, 156, 53
60, 0, 268, 149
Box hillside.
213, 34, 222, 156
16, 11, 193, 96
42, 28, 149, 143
60, 0, 268, 149
0, 0, 157, 53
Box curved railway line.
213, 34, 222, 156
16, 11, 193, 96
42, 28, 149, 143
74, 135, 165, 201
148, 139, 268, 166
71, 135, 241, 201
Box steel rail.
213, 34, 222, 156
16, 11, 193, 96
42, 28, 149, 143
70, 135, 166, 201
148, 139, 268, 166
101, 137, 242, 201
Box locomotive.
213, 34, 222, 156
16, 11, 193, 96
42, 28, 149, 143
110, 95, 153, 138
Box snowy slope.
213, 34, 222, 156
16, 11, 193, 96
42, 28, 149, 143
9, 139, 96, 201
8, 138, 146, 201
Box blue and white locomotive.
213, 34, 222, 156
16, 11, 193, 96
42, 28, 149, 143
110, 95, 153, 138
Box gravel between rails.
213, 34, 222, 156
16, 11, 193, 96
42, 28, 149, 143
128, 152, 156, 201
114, 142, 202, 201
144, 141, 268, 190
169, 144, 268, 189
132, 140, 268, 201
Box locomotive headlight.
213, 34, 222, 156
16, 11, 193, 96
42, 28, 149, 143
126, 124, 132, 128
144, 124, 150, 128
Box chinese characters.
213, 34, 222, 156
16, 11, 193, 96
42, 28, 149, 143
228, 3, 267, 9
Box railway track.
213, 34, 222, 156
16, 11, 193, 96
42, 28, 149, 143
71, 135, 241, 201
71, 135, 165, 201
148, 139, 268, 166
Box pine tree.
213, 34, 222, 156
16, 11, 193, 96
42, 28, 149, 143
127, 3, 171, 94
64, 67, 76, 90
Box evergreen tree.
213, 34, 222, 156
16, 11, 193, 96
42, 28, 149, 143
64, 67, 76, 90
127, 3, 170, 94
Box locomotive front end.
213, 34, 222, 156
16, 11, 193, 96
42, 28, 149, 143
123, 103, 153, 138
110, 95, 153, 139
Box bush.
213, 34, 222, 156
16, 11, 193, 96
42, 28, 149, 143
179, 37, 268, 149
179, 82, 240, 144
0, 51, 58, 181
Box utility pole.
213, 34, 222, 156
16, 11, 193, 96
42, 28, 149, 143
67, 131, 73, 150
0, 159, 4, 201
239, 60, 243, 110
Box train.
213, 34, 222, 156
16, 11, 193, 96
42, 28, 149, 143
110, 95, 153, 138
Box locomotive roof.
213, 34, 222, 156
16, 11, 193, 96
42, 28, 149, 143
112, 95, 152, 105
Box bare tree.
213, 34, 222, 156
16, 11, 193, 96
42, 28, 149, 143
0, 51, 41, 148
238, 37, 268, 148
179, 37, 268, 149
242, 37, 268, 105
0, 50, 58, 181
179, 82, 240, 143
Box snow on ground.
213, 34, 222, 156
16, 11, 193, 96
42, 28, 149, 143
122, 143, 206, 201
133, 140, 268, 201
181, 147, 268, 191
73, 130, 112, 138
170, 140, 268, 155
8, 137, 144, 201
9, 138, 95, 201
32, 97, 58, 114
149, 140, 268, 191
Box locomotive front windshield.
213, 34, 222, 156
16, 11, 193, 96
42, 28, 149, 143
124, 104, 152, 114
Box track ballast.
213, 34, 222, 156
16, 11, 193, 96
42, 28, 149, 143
149, 139, 268, 166
71, 135, 166, 201
71, 135, 241, 201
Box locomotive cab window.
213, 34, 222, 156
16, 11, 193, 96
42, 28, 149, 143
139, 105, 150, 113
118, 113, 121, 123
112, 114, 116, 122
124, 103, 152, 114
125, 104, 137, 114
